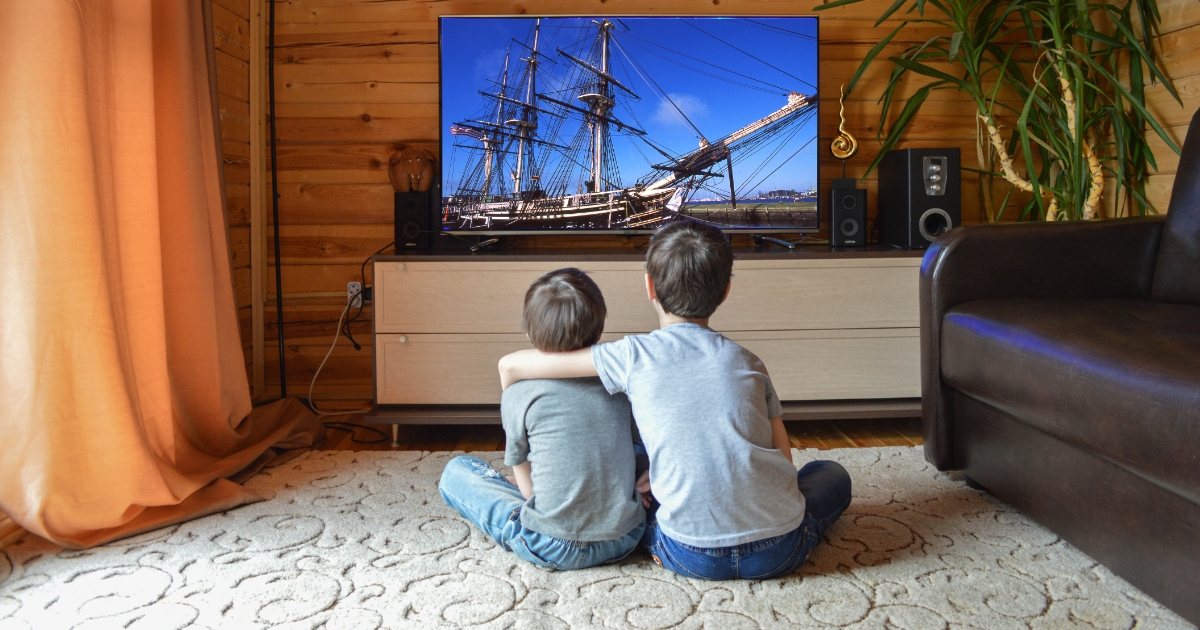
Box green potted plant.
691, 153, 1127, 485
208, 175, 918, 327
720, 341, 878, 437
815, 0, 1184, 221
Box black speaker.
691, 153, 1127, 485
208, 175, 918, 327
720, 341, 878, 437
394, 190, 433, 249
879, 148, 961, 249
830, 178, 867, 247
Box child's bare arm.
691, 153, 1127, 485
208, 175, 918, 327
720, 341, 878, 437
770, 416, 793, 465
510, 462, 534, 499
498, 348, 597, 390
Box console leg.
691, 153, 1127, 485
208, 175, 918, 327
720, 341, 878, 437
391, 424, 400, 448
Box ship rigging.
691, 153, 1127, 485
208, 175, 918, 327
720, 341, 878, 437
444, 17, 818, 230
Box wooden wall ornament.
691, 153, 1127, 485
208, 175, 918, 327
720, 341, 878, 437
389, 147, 435, 192
830, 84, 859, 161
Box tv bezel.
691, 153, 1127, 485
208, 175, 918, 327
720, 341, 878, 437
437, 14, 821, 236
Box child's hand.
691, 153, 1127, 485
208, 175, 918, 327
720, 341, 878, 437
636, 470, 653, 508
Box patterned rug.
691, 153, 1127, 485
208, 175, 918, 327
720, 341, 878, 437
0, 447, 1193, 629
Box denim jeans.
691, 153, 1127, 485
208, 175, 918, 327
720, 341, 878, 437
438, 455, 645, 571
641, 460, 852, 580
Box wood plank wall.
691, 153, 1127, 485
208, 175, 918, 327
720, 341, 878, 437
236, 0, 1197, 404
1145, 0, 1200, 210
214, 0, 256, 391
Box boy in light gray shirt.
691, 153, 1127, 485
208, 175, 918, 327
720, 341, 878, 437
498, 220, 852, 579
439, 268, 645, 570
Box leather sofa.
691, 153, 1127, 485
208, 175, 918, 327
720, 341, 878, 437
920, 108, 1200, 625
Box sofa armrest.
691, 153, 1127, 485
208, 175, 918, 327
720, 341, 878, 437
920, 216, 1165, 470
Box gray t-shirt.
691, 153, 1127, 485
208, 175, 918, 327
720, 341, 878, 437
591, 323, 805, 547
502, 377, 645, 541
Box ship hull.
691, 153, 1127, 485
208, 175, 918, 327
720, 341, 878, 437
445, 188, 679, 230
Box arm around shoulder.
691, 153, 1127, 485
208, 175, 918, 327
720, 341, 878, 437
498, 347, 598, 390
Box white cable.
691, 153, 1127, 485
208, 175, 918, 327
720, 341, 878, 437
307, 290, 373, 417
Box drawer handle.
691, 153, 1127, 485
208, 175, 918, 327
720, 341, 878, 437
397, 336, 406, 343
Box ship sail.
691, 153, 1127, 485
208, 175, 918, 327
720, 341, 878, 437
444, 18, 818, 231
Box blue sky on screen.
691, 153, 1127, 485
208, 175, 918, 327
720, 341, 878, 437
440, 16, 818, 198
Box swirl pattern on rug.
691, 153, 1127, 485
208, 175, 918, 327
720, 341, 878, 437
0, 447, 1192, 629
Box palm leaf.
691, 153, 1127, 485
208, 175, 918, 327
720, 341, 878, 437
812, 0, 865, 10
875, 0, 913, 26
846, 22, 908, 95
862, 83, 938, 179
887, 57, 968, 88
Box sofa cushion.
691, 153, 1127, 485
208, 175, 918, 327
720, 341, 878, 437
941, 298, 1200, 503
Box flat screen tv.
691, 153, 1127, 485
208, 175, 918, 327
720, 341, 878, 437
439, 15, 819, 234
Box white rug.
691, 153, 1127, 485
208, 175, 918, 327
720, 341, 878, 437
0, 447, 1193, 630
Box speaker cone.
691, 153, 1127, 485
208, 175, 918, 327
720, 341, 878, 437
401, 220, 422, 241
839, 217, 860, 237
918, 208, 953, 242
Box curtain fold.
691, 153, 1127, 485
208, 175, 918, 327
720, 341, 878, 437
0, 0, 322, 548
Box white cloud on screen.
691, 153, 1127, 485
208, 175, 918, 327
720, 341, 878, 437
652, 94, 708, 127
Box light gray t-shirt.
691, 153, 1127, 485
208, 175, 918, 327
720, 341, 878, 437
502, 377, 645, 541
591, 323, 805, 547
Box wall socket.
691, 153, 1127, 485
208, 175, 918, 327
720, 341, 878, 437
347, 281, 363, 308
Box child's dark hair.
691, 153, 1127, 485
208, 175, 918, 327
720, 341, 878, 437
645, 220, 733, 319
522, 268, 607, 352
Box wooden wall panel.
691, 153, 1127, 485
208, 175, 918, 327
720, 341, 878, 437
253, 0, 1199, 401
1123, 0, 1200, 216
214, 0, 255, 388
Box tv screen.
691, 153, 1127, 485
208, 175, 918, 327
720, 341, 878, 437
439, 16, 819, 234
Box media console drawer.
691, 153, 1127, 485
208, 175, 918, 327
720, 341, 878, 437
372, 253, 922, 406
374, 329, 919, 405
374, 258, 919, 335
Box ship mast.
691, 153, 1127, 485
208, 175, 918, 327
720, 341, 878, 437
484, 50, 509, 196
510, 20, 540, 195
580, 20, 613, 193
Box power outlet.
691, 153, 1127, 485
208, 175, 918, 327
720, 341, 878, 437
347, 281, 363, 308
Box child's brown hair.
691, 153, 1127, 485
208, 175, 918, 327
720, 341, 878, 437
645, 220, 733, 319
522, 268, 607, 351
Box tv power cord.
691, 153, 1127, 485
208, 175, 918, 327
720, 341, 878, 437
298, 288, 391, 446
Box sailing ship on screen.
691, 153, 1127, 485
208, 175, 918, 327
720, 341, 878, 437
440, 16, 819, 232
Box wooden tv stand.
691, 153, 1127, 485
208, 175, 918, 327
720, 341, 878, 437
368, 247, 923, 431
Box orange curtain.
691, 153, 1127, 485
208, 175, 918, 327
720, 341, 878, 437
0, 1, 322, 548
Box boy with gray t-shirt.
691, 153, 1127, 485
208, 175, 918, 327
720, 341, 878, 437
498, 220, 852, 580
439, 268, 645, 570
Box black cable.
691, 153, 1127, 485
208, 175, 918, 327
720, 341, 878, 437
268, 0, 286, 397
341, 240, 396, 350
323, 422, 389, 444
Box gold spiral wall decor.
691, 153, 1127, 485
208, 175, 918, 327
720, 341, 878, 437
830, 84, 859, 160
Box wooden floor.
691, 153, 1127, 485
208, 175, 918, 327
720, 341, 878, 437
317, 417, 924, 452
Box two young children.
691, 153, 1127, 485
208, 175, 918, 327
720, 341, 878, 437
440, 220, 852, 579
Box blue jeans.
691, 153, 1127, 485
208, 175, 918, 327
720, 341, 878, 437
641, 460, 852, 580
438, 455, 645, 571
